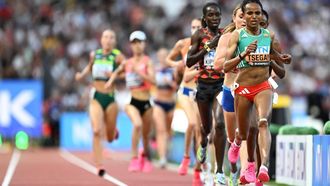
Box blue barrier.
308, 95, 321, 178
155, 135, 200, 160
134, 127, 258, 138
60, 111, 192, 165
0, 80, 43, 138
312, 135, 330, 186
60, 111, 133, 151
313, 135, 322, 185
321, 136, 330, 186
167, 132, 185, 164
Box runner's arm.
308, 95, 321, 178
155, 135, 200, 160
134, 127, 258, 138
186, 30, 207, 68
223, 31, 240, 73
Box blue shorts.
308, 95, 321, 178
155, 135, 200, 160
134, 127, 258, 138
221, 85, 234, 112
178, 86, 196, 98
154, 100, 175, 113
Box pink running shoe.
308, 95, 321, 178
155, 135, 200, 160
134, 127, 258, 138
192, 169, 203, 186
255, 179, 264, 186
178, 156, 190, 175
128, 158, 141, 172
258, 166, 270, 183
239, 174, 249, 185
228, 142, 240, 163
142, 158, 153, 173
244, 161, 256, 183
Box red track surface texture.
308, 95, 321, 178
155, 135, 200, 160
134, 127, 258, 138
1, 148, 193, 186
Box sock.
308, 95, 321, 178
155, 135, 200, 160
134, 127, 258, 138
234, 140, 241, 147
260, 165, 268, 171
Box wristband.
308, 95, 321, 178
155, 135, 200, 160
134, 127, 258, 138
238, 53, 244, 60
204, 43, 211, 52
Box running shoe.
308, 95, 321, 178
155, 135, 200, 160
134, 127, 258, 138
97, 165, 106, 177
228, 170, 239, 186
178, 156, 190, 175
239, 174, 249, 185
98, 169, 105, 177
257, 166, 270, 183
128, 158, 141, 172
228, 142, 240, 163
142, 157, 153, 173
201, 163, 213, 186
214, 172, 226, 185
159, 157, 167, 169
192, 169, 203, 186
244, 161, 256, 183
197, 145, 207, 164
255, 179, 264, 186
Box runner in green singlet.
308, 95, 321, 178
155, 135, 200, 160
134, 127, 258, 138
224, 0, 291, 184
75, 29, 125, 176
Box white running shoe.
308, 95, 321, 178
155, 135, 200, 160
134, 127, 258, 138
214, 172, 226, 185
228, 170, 239, 186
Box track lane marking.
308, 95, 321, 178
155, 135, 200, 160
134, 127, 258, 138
60, 149, 128, 186
2, 149, 21, 186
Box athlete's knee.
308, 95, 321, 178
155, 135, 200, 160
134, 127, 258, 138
156, 126, 166, 134
215, 121, 225, 131
201, 124, 211, 135
93, 129, 102, 138
134, 122, 143, 131
258, 118, 268, 128
187, 122, 196, 129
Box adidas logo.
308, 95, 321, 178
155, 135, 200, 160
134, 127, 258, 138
238, 88, 250, 95
242, 33, 248, 38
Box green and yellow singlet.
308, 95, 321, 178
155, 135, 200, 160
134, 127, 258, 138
92, 48, 121, 81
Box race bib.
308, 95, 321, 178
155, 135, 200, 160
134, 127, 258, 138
188, 89, 196, 100
92, 64, 113, 78
245, 46, 270, 66
203, 49, 215, 69
156, 71, 173, 86
126, 72, 142, 88
245, 54, 270, 62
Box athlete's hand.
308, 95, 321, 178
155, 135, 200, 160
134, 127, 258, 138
104, 71, 113, 77
104, 79, 114, 89
244, 40, 258, 55
207, 34, 221, 49
279, 53, 292, 64
75, 72, 83, 81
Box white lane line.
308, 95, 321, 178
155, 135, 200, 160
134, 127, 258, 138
2, 149, 21, 186
60, 149, 128, 186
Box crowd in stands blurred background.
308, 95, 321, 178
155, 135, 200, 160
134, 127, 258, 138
0, 0, 329, 145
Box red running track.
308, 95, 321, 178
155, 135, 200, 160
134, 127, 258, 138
0, 148, 193, 186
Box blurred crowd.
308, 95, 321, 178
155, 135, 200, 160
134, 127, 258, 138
0, 0, 329, 143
